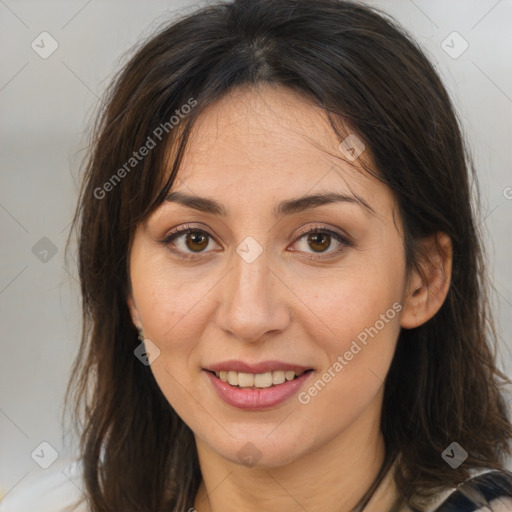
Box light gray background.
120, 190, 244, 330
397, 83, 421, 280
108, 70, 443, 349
1, 0, 511, 500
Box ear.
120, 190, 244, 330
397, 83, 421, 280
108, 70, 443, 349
127, 292, 143, 331
400, 232, 453, 329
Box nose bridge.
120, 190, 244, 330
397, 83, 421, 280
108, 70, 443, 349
217, 239, 290, 342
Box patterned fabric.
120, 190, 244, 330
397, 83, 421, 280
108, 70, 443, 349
428, 470, 512, 512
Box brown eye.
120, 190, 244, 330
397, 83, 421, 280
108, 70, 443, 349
184, 231, 209, 252
162, 226, 218, 259
307, 232, 332, 253
291, 226, 351, 259
162, 225, 351, 261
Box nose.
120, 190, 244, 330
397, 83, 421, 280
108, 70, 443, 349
214, 246, 291, 343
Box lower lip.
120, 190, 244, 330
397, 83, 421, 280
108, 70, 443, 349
204, 370, 313, 410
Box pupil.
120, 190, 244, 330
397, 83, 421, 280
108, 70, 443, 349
309, 233, 330, 252
187, 232, 208, 251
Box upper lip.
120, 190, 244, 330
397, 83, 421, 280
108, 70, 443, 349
204, 360, 313, 374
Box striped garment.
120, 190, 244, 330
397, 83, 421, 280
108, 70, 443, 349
424, 469, 512, 512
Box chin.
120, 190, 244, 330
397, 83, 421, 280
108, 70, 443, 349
207, 430, 310, 469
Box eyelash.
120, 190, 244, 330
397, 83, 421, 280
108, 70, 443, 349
160, 224, 352, 261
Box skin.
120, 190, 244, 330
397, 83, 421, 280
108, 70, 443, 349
127, 83, 452, 511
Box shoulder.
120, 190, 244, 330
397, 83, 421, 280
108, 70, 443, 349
0, 457, 88, 512
426, 468, 512, 512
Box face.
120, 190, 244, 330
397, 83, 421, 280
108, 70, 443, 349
127, 84, 410, 468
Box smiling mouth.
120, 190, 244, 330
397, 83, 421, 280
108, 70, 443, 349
206, 369, 314, 389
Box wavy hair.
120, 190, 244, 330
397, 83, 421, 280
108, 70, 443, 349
65, 1, 512, 510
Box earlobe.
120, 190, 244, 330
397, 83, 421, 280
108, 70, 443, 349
400, 232, 453, 329
127, 293, 142, 331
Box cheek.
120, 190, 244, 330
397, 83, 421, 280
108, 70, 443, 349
130, 257, 213, 414
130, 253, 211, 345
295, 249, 404, 401
299, 249, 404, 345
297, 283, 401, 433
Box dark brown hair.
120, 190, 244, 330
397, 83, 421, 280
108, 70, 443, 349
65, 0, 512, 510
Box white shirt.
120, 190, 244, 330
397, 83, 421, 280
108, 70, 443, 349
0, 458, 88, 512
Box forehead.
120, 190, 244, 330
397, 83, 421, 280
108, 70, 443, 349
169, 84, 392, 220
180, 84, 347, 179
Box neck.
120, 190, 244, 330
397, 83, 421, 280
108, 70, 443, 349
193, 395, 397, 512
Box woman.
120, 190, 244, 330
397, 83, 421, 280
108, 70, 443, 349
3, 0, 511, 510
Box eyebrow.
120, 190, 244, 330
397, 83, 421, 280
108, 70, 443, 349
164, 190, 375, 217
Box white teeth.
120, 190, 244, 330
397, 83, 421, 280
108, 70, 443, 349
215, 369, 307, 388
272, 370, 286, 385
237, 372, 255, 387
254, 372, 272, 388
227, 371, 238, 386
